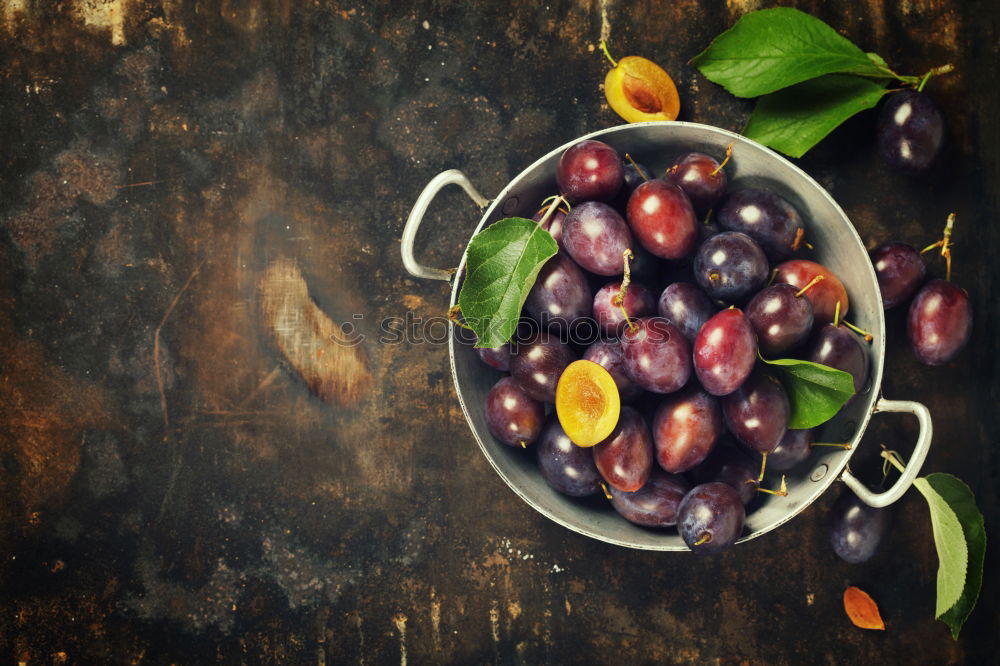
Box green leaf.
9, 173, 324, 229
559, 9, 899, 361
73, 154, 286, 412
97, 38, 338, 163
744, 75, 890, 157
920, 473, 986, 638
913, 476, 969, 619
457, 217, 557, 348
690, 8, 891, 98
759, 357, 855, 429
866, 52, 890, 70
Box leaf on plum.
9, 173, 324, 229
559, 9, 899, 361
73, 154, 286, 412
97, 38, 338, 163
759, 357, 855, 429
457, 218, 557, 349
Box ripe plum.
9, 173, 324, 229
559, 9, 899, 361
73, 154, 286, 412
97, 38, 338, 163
716, 189, 804, 260
907, 278, 972, 365
692, 307, 756, 396
652, 388, 723, 473
593, 406, 654, 492
626, 178, 698, 259
677, 482, 746, 554
607, 469, 691, 527
694, 231, 768, 303
556, 139, 623, 202
621, 317, 692, 394
485, 377, 545, 447
536, 417, 603, 496
562, 201, 635, 276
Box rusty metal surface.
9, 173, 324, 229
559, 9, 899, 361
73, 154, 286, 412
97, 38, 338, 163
0, 1, 997, 663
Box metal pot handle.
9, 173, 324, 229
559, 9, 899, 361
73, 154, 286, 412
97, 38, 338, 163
402, 169, 490, 281
840, 397, 933, 508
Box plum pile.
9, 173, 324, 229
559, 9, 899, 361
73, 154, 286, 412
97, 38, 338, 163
478, 138, 874, 554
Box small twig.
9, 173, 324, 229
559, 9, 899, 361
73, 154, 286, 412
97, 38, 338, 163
920, 212, 955, 281
235, 365, 283, 409
154, 256, 208, 435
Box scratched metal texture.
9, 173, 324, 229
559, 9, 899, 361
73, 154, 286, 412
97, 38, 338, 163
0, 1, 997, 664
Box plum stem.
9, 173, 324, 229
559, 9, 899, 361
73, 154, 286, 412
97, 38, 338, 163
535, 194, 568, 230
599, 40, 618, 68
624, 153, 648, 182
614, 249, 637, 333
537, 194, 570, 217
880, 444, 907, 474
600, 482, 613, 500
916, 63, 955, 92
843, 320, 874, 343
693, 533, 712, 547
757, 451, 769, 482
794, 274, 825, 298
813, 442, 852, 450
757, 475, 788, 496
920, 212, 955, 281
710, 142, 734, 177
833, 300, 842, 328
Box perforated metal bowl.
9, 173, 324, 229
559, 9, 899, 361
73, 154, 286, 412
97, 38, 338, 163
402, 122, 931, 550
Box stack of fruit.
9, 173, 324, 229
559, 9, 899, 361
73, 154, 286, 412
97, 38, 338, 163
473, 137, 964, 555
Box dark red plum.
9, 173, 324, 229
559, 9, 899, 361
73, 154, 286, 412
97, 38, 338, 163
523, 252, 592, 333
907, 279, 972, 365
808, 324, 869, 395
476, 343, 511, 371
536, 417, 602, 497
746, 283, 814, 356
664, 151, 728, 216
716, 189, 805, 261
621, 317, 692, 394
532, 205, 567, 250
677, 482, 746, 554
592, 406, 654, 492
562, 201, 635, 276
830, 491, 892, 563
626, 178, 698, 260
652, 388, 723, 473
510, 334, 576, 403
769, 429, 814, 471
556, 139, 623, 202
485, 377, 545, 447
582, 340, 643, 402
694, 231, 768, 304
877, 90, 944, 174
593, 280, 656, 338
870, 241, 926, 309
693, 308, 757, 396
657, 282, 716, 343
722, 372, 789, 456
772, 259, 850, 326
607, 469, 691, 528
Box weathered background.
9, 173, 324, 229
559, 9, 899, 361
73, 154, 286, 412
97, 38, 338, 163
1, 1, 997, 663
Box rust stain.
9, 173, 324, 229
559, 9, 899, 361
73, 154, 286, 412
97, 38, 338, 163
401, 294, 425, 310
0, 309, 114, 536
4, 142, 124, 267
259, 258, 372, 406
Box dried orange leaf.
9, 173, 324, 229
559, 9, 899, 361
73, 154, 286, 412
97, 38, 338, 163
843, 586, 886, 630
